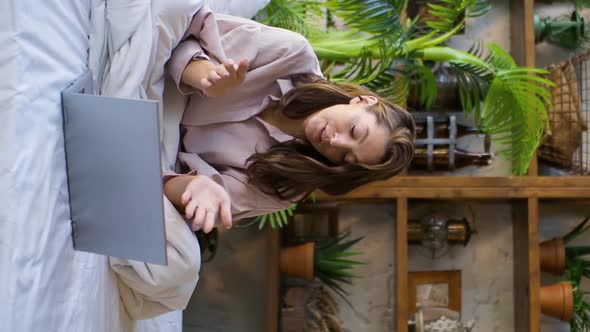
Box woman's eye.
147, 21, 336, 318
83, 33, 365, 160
350, 125, 356, 138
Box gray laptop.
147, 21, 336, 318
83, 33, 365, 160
62, 72, 167, 265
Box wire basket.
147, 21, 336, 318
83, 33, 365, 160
538, 53, 590, 173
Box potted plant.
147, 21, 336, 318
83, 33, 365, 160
540, 282, 575, 321
406, 62, 464, 111
539, 215, 590, 278
570, 284, 590, 331
280, 232, 364, 303
256, 0, 554, 175
540, 281, 590, 329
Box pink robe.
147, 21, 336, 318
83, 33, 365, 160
166, 5, 322, 220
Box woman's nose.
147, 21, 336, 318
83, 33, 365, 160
329, 133, 353, 149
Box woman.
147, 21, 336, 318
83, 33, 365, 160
164, 5, 416, 234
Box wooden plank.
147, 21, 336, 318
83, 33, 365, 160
529, 153, 538, 177
512, 198, 541, 332
528, 198, 541, 332
510, 0, 535, 67
314, 176, 590, 200
318, 187, 590, 200
396, 198, 408, 332
513, 199, 530, 332
324, 176, 590, 189
511, 0, 537, 175
266, 228, 280, 332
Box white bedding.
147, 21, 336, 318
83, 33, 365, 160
0, 0, 267, 331
0, 1, 133, 331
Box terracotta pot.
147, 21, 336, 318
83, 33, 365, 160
407, 64, 463, 111
280, 242, 314, 281
540, 283, 574, 321
539, 238, 566, 276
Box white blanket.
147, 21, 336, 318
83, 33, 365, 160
0, 0, 267, 331
89, 0, 270, 326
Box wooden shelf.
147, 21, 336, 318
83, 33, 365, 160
265, 0, 586, 330
315, 176, 590, 200
396, 197, 409, 332
267, 228, 280, 332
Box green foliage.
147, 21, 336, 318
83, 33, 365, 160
425, 0, 475, 32
256, 0, 554, 175
571, 285, 590, 332
256, 203, 296, 229
247, 193, 317, 230
568, 257, 590, 285
324, 0, 406, 40
254, 0, 323, 37
565, 215, 590, 244
564, 216, 590, 285
314, 232, 365, 305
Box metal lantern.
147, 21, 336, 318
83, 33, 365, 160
408, 215, 475, 259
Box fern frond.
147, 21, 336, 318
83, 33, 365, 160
481, 70, 553, 174
255, 0, 323, 37
324, 0, 406, 40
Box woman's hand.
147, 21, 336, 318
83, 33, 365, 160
181, 175, 232, 233
183, 58, 249, 98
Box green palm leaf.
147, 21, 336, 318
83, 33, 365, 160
416, 45, 553, 174
257, 214, 268, 230
481, 71, 551, 174
324, 0, 406, 40
448, 43, 492, 119
269, 212, 276, 228
254, 193, 316, 230
368, 66, 411, 106
484, 43, 517, 70
316, 24, 416, 102
564, 215, 590, 244
314, 232, 365, 306
425, 0, 469, 32
409, 63, 439, 109
470, 0, 492, 17
254, 0, 323, 37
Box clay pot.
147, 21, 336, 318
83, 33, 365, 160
280, 242, 314, 281
407, 64, 463, 111
540, 283, 574, 321
539, 238, 566, 276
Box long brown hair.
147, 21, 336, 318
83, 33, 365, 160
246, 75, 415, 201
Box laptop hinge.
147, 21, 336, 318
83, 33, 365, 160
71, 220, 78, 245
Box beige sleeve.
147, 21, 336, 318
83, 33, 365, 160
174, 152, 291, 221
166, 5, 323, 95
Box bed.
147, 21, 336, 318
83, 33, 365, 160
0, 0, 268, 331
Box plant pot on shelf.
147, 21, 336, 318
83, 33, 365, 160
539, 238, 566, 276
407, 63, 463, 111
540, 282, 574, 321
538, 216, 590, 281
280, 242, 315, 281
280, 233, 364, 306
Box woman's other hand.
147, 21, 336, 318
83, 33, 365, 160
181, 175, 232, 233
183, 58, 249, 98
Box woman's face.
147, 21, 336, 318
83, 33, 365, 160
303, 96, 390, 165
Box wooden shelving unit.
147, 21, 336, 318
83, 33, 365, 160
311, 178, 590, 332
265, 0, 589, 330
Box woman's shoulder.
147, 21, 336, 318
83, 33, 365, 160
214, 13, 311, 50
